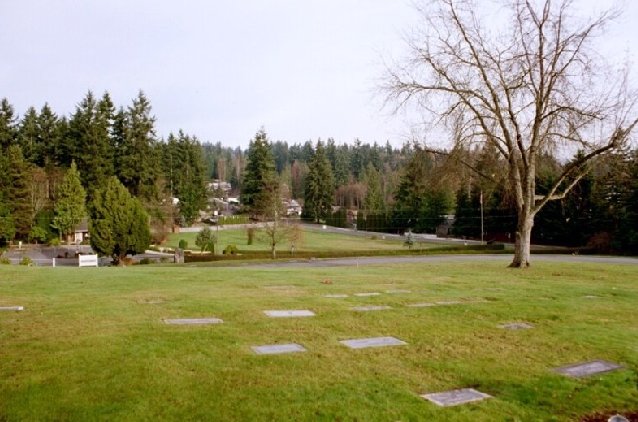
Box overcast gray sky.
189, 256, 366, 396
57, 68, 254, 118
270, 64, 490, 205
1, 1, 636, 148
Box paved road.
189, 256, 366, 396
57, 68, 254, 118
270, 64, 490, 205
244, 254, 638, 269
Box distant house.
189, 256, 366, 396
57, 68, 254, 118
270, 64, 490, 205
285, 199, 302, 216
436, 215, 455, 238
207, 180, 232, 193
73, 218, 90, 244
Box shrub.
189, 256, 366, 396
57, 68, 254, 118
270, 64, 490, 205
196, 227, 216, 253
120, 257, 134, 266
246, 227, 255, 245
178, 239, 188, 250
223, 244, 239, 255
29, 226, 49, 244
0, 256, 10, 265
19, 256, 33, 266
139, 258, 151, 265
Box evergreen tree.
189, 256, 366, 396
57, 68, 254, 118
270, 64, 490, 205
241, 129, 277, 212
38, 103, 61, 167
618, 151, 638, 252
0, 202, 16, 243
18, 107, 40, 165
69, 91, 114, 195
52, 161, 86, 240
304, 141, 334, 222
160, 131, 207, 225
393, 145, 453, 233
332, 146, 350, 188
271, 140, 290, 173
0, 98, 18, 151
290, 160, 307, 200
116, 91, 160, 200
452, 188, 480, 238
89, 176, 150, 265
363, 163, 384, 213
6, 145, 32, 239
350, 138, 364, 180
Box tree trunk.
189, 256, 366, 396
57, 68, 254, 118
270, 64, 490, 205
510, 214, 533, 268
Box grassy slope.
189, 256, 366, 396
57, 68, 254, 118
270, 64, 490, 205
165, 227, 421, 253
0, 262, 637, 421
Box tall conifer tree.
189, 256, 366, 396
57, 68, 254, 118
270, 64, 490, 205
52, 161, 86, 240
304, 141, 334, 222
6, 145, 32, 239
241, 129, 277, 213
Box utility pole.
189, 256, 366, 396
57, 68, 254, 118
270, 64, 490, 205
480, 190, 484, 245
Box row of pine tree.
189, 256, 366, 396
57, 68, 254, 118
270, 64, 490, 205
1, 91, 637, 254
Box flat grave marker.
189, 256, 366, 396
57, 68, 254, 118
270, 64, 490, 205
421, 388, 492, 407
0, 306, 24, 311
351, 305, 392, 312
252, 343, 307, 355
354, 292, 381, 297
554, 360, 623, 378
406, 302, 436, 308
164, 318, 223, 325
340, 336, 407, 349
264, 310, 315, 318
264, 285, 298, 290
323, 294, 349, 298
498, 322, 534, 330
435, 300, 463, 305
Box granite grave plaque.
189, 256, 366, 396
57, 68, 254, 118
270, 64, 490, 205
498, 322, 534, 330
323, 294, 349, 298
252, 343, 307, 355
354, 292, 381, 297
554, 360, 622, 378
351, 305, 391, 311
164, 318, 223, 325
406, 302, 436, 307
340, 336, 407, 349
0, 306, 23, 311
421, 388, 492, 407
263, 310, 315, 317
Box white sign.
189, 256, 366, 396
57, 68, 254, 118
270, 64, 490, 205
78, 254, 98, 267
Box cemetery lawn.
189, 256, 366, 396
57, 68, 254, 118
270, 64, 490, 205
165, 226, 428, 254
1, 261, 637, 421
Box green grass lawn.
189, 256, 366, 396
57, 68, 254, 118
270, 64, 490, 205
1, 261, 637, 421
165, 226, 421, 254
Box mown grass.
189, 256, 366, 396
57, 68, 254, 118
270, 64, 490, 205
1, 260, 637, 421
165, 226, 419, 253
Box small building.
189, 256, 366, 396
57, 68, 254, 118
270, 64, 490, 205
73, 218, 90, 244
285, 199, 302, 216
436, 214, 455, 238
207, 180, 232, 193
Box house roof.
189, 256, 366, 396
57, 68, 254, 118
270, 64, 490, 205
74, 218, 89, 232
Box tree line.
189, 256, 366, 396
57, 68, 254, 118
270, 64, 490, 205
0, 91, 206, 263
1, 89, 637, 261
240, 129, 638, 255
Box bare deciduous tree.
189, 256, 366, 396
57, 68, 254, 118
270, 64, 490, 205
385, 0, 638, 267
